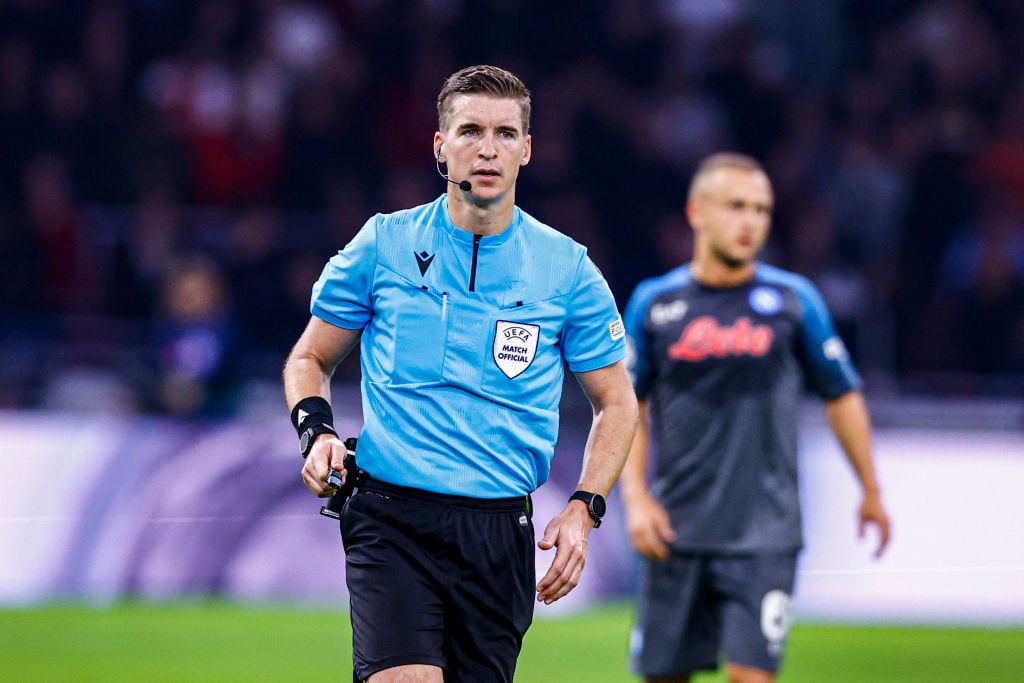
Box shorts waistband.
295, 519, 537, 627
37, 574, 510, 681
362, 477, 530, 512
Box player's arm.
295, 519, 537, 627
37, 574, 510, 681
619, 400, 676, 561
535, 360, 638, 605
824, 390, 891, 558
617, 279, 675, 560
284, 317, 362, 497
790, 273, 891, 558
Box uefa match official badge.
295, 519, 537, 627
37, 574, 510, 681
493, 321, 540, 378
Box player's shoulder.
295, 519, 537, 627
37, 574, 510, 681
754, 263, 820, 296
753, 263, 831, 317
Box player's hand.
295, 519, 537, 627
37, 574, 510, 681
300, 435, 347, 498
535, 504, 592, 605
858, 491, 891, 558
624, 492, 676, 561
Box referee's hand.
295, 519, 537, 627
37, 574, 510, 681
535, 504, 593, 605
301, 435, 347, 497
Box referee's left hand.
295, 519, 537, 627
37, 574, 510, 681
535, 504, 592, 604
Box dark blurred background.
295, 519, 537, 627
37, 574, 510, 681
2, 0, 1022, 419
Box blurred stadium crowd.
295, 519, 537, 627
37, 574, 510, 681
1, 0, 1022, 418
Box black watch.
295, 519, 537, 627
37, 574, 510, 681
569, 490, 606, 528
299, 424, 337, 457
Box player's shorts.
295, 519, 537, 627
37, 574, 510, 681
630, 551, 798, 677
341, 477, 535, 682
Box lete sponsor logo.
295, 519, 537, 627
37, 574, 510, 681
668, 316, 774, 361
493, 320, 540, 378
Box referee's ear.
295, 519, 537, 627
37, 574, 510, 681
520, 135, 532, 166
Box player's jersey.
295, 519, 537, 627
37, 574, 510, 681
623, 263, 860, 551
311, 195, 626, 497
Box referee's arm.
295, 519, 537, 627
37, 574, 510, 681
571, 359, 638, 498
535, 360, 638, 604
284, 316, 362, 496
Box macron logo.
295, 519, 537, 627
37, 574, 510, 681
415, 251, 435, 276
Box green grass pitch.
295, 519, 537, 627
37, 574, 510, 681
1, 601, 1020, 681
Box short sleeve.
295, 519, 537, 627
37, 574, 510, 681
310, 215, 379, 330
792, 276, 862, 399
622, 279, 656, 399
561, 254, 627, 373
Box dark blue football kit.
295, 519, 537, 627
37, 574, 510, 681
623, 262, 860, 675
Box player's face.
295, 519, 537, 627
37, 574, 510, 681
434, 94, 531, 205
689, 167, 774, 268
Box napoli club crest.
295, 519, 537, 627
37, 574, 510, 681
493, 321, 540, 378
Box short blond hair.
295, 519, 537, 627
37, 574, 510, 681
687, 152, 767, 204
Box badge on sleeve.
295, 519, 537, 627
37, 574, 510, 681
609, 316, 625, 340
493, 321, 539, 378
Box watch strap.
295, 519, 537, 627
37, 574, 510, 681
569, 490, 605, 528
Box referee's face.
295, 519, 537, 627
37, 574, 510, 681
690, 167, 774, 269
434, 94, 532, 206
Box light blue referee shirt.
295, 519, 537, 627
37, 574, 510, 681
311, 195, 627, 497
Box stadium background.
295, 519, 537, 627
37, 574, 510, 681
1, 0, 1022, 677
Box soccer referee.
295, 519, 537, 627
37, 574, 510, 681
283, 65, 637, 682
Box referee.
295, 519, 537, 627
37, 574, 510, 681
283, 65, 637, 682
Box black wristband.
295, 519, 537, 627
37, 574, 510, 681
290, 396, 335, 437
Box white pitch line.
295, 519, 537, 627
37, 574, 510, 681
802, 565, 1024, 576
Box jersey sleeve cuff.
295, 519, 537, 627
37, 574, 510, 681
567, 348, 627, 374
311, 306, 369, 330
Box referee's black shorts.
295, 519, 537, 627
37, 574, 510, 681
341, 478, 536, 682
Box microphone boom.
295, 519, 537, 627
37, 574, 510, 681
436, 157, 472, 191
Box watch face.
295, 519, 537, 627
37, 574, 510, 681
300, 430, 312, 454
591, 494, 607, 518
